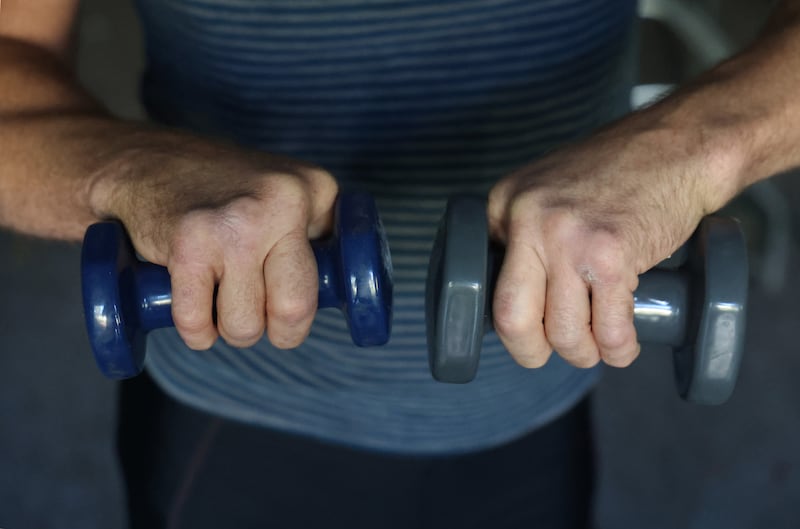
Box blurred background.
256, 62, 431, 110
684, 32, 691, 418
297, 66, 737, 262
1, 0, 799, 527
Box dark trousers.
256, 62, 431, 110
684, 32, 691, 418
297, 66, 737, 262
117, 373, 595, 529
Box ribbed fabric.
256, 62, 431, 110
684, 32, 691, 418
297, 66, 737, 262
134, 0, 638, 454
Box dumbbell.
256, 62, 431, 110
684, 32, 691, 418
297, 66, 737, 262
82, 192, 393, 379
426, 195, 748, 405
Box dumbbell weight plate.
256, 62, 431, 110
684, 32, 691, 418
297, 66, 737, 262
334, 192, 395, 346
675, 217, 748, 405
82, 221, 157, 379
425, 196, 489, 383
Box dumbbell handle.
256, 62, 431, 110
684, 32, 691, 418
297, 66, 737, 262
632, 269, 690, 347
118, 237, 347, 334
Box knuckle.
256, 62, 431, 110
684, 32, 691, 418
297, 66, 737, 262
174, 315, 216, 351
601, 342, 641, 368
583, 239, 632, 285
493, 312, 528, 341
173, 310, 211, 337
540, 209, 578, 242
590, 257, 623, 284
309, 167, 338, 196
269, 186, 311, 224
595, 323, 634, 352
492, 294, 530, 340
168, 232, 206, 266
269, 295, 316, 328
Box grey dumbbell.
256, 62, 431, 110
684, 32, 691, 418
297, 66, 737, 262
426, 195, 748, 405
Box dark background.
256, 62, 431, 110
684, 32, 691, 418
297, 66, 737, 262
2, 1, 798, 527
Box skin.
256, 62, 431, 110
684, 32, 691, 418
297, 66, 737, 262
489, 2, 800, 368
2, 1, 800, 368
0, 1, 338, 350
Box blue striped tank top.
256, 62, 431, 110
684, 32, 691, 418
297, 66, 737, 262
134, 0, 638, 454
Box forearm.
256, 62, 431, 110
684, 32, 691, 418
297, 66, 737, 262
632, 0, 800, 211
0, 37, 245, 241
0, 37, 131, 239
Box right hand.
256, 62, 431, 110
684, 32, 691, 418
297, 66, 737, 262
88, 130, 338, 351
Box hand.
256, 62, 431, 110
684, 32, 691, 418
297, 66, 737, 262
487, 115, 741, 369
88, 130, 338, 350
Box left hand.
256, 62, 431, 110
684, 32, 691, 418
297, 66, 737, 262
487, 115, 741, 369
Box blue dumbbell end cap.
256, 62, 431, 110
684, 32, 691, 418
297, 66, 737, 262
336, 192, 393, 346
81, 221, 146, 379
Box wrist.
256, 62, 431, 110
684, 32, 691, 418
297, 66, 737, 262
641, 22, 800, 208
85, 141, 139, 221
85, 123, 197, 221
633, 86, 757, 214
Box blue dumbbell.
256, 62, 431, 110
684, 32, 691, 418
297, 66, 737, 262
82, 192, 393, 379
427, 195, 749, 405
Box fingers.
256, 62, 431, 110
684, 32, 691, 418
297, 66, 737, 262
493, 220, 639, 370
171, 233, 318, 350
170, 261, 220, 350
544, 267, 599, 368
213, 230, 318, 349
492, 230, 553, 368
215, 244, 267, 348
166, 190, 322, 351
591, 280, 640, 367
498, 260, 638, 369
263, 231, 318, 349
